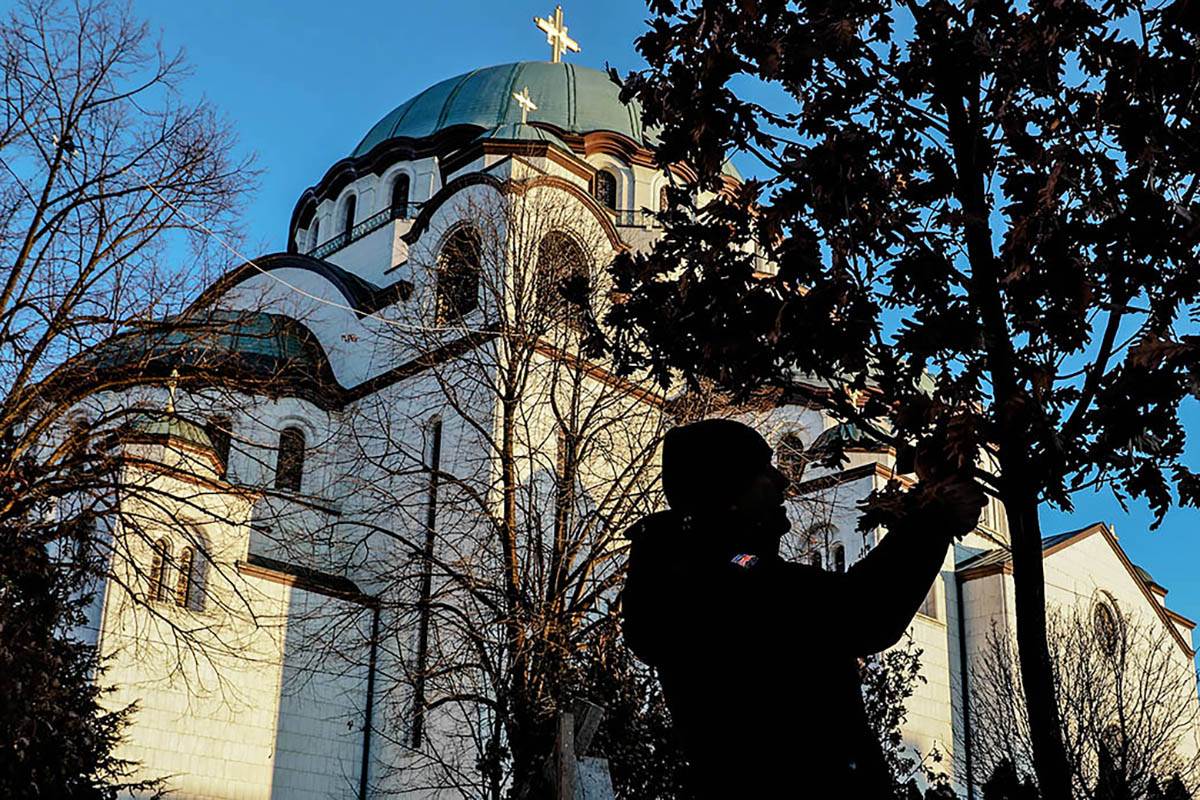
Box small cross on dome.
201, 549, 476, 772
534, 5, 580, 64
512, 86, 538, 125
165, 368, 180, 414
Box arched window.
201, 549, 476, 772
776, 432, 808, 488
593, 170, 617, 209
149, 537, 172, 602
436, 227, 482, 322
1094, 599, 1121, 657
342, 194, 357, 236
175, 546, 194, 608
275, 426, 306, 493
801, 522, 836, 567
308, 218, 320, 251
831, 542, 846, 573
536, 232, 589, 328
391, 174, 410, 218
205, 415, 232, 475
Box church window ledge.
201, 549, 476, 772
307, 202, 424, 260
612, 208, 662, 229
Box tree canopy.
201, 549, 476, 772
608, 1, 1200, 796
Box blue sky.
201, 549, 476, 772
121, 0, 1200, 636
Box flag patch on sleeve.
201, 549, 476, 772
731, 553, 759, 569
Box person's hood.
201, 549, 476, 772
661, 419, 773, 514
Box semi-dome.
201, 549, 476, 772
87, 309, 337, 408
352, 61, 652, 157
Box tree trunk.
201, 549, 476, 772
1006, 490, 1074, 800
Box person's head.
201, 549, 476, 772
662, 419, 791, 545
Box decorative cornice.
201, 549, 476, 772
532, 340, 665, 408
1166, 607, 1197, 630
191, 252, 413, 319
285, 118, 732, 248
439, 136, 595, 182
237, 554, 375, 607
113, 453, 259, 499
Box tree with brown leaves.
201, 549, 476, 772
609, 2, 1200, 797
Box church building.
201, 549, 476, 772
66, 8, 1199, 799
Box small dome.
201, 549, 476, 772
126, 411, 215, 452
1133, 563, 1159, 588
809, 422, 880, 452
352, 61, 652, 157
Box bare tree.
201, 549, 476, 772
971, 605, 1200, 799
0, 0, 269, 794
298, 183, 676, 798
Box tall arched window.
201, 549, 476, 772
776, 432, 808, 488
391, 174, 410, 218
536, 232, 589, 328
308, 218, 320, 251
808, 550, 823, 569
205, 415, 232, 476
342, 194, 357, 236
149, 538, 172, 602
275, 426, 306, 493
175, 546, 195, 608
1094, 599, 1121, 656
831, 542, 846, 573
436, 227, 482, 322
593, 170, 617, 209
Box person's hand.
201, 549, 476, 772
911, 439, 987, 538
916, 473, 988, 538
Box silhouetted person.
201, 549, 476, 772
622, 419, 985, 798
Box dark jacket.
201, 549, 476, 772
621, 509, 954, 799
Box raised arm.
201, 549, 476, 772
835, 511, 956, 655
785, 475, 985, 656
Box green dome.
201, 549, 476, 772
809, 423, 882, 452
352, 62, 652, 157
94, 309, 329, 377
127, 411, 215, 452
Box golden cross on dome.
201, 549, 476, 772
534, 5, 580, 64
512, 86, 538, 124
